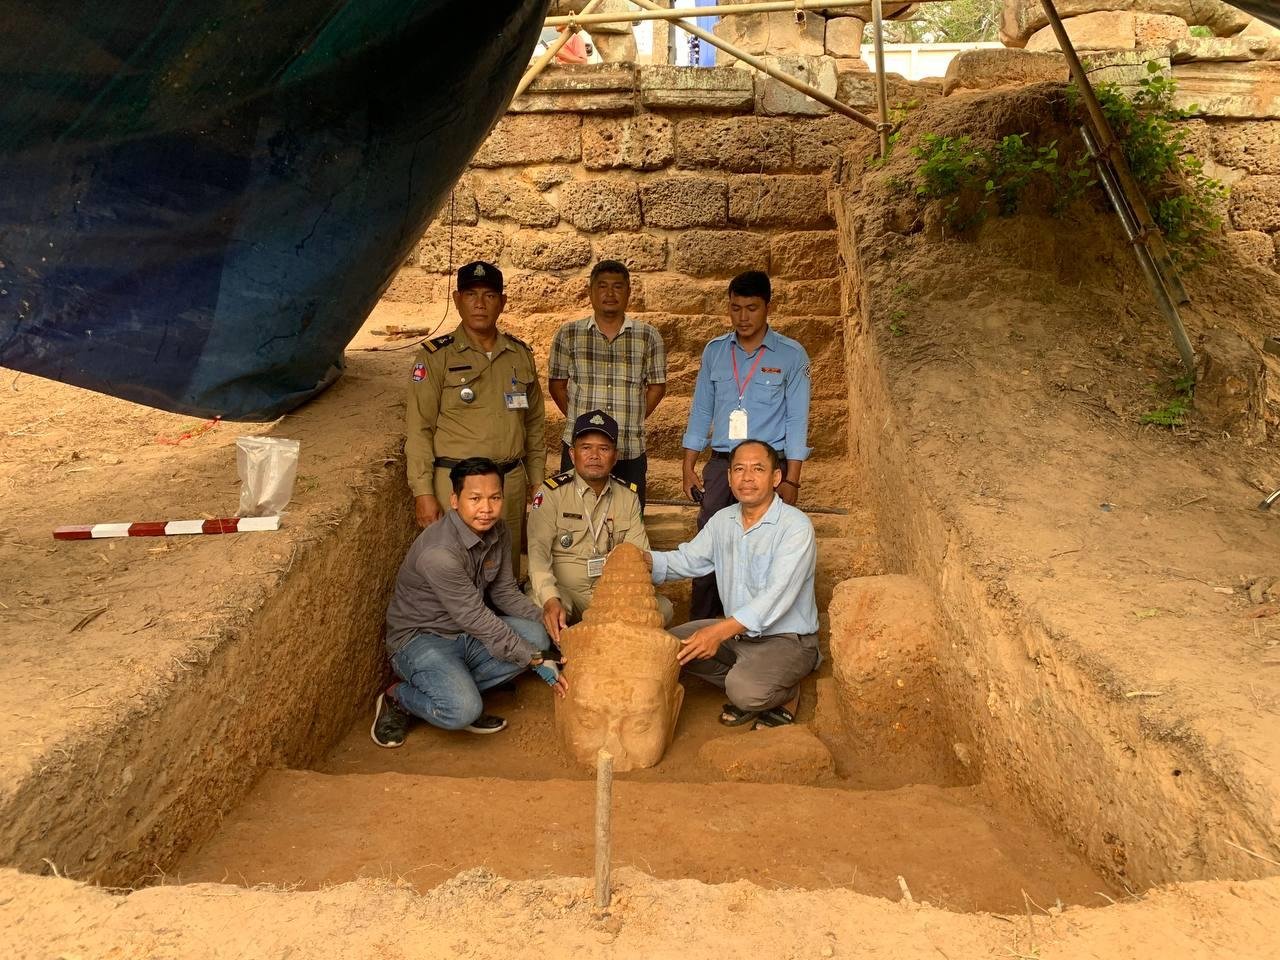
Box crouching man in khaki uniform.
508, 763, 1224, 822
527, 409, 674, 642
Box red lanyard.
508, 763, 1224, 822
730, 342, 766, 402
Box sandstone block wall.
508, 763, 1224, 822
385, 64, 939, 486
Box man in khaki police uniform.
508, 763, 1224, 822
527, 409, 673, 643
406, 261, 546, 571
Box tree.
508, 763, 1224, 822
883, 0, 1002, 44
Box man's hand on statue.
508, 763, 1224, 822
532, 660, 569, 698
682, 467, 704, 503
542, 598, 568, 642
677, 626, 725, 664
415, 494, 442, 527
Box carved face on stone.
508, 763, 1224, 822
555, 643, 684, 770
554, 544, 684, 771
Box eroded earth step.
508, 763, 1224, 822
175, 770, 1112, 914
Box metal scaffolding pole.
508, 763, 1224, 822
870, 0, 891, 157
627, 0, 878, 129
1039, 0, 1195, 375
516, 0, 606, 99
545, 0, 881, 27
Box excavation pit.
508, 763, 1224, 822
5, 79, 1280, 958
1, 308, 1272, 938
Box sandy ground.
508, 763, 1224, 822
0, 347, 405, 786
175, 768, 1109, 912
5, 865, 1280, 960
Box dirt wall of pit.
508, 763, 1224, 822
2, 475, 412, 887
0, 359, 415, 886
831, 83, 1280, 889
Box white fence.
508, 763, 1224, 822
861, 42, 1004, 81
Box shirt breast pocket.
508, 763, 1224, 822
555, 515, 589, 553
710, 367, 736, 398
481, 555, 501, 585
747, 553, 773, 591
441, 369, 474, 409
753, 372, 785, 394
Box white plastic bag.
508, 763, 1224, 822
236, 436, 300, 517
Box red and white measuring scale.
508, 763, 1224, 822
53, 516, 280, 540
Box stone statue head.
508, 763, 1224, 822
554, 544, 684, 771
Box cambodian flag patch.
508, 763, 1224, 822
412, 362, 426, 382
532, 490, 544, 509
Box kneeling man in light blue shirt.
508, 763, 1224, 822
648, 439, 819, 728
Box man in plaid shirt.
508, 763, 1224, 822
548, 260, 667, 505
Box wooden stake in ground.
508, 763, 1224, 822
595, 748, 614, 908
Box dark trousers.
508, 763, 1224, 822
690, 452, 789, 620
560, 443, 648, 508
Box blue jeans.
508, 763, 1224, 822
390, 617, 551, 730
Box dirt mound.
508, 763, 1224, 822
835, 82, 1280, 887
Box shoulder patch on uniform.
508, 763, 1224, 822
544, 470, 574, 490
423, 334, 454, 354
531, 489, 545, 510
611, 476, 638, 493
505, 331, 532, 352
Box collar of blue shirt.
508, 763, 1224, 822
733, 492, 784, 530
729, 325, 782, 354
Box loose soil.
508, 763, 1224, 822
177, 667, 1110, 913
6, 866, 1280, 960
176, 770, 1110, 913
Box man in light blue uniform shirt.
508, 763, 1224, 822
681, 271, 811, 620
651, 439, 819, 728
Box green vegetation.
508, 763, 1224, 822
911, 131, 1093, 228
888, 308, 908, 337
1141, 374, 1195, 427
1085, 64, 1227, 264
883, 0, 1000, 43
909, 65, 1226, 262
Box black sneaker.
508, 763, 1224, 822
371, 690, 410, 748
464, 713, 507, 735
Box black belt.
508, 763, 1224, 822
435, 457, 524, 475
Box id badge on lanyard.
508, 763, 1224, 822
581, 493, 613, 578
504, 372, 529, 410
729, 342, 765, 441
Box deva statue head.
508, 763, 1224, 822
553, 544, 684, 771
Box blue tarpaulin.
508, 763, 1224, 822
0, 0, 547, 419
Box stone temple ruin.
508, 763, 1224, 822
554, 544, 684, 772
5, 1, 1280, 956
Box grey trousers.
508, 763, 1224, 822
671, 619, 819, 712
